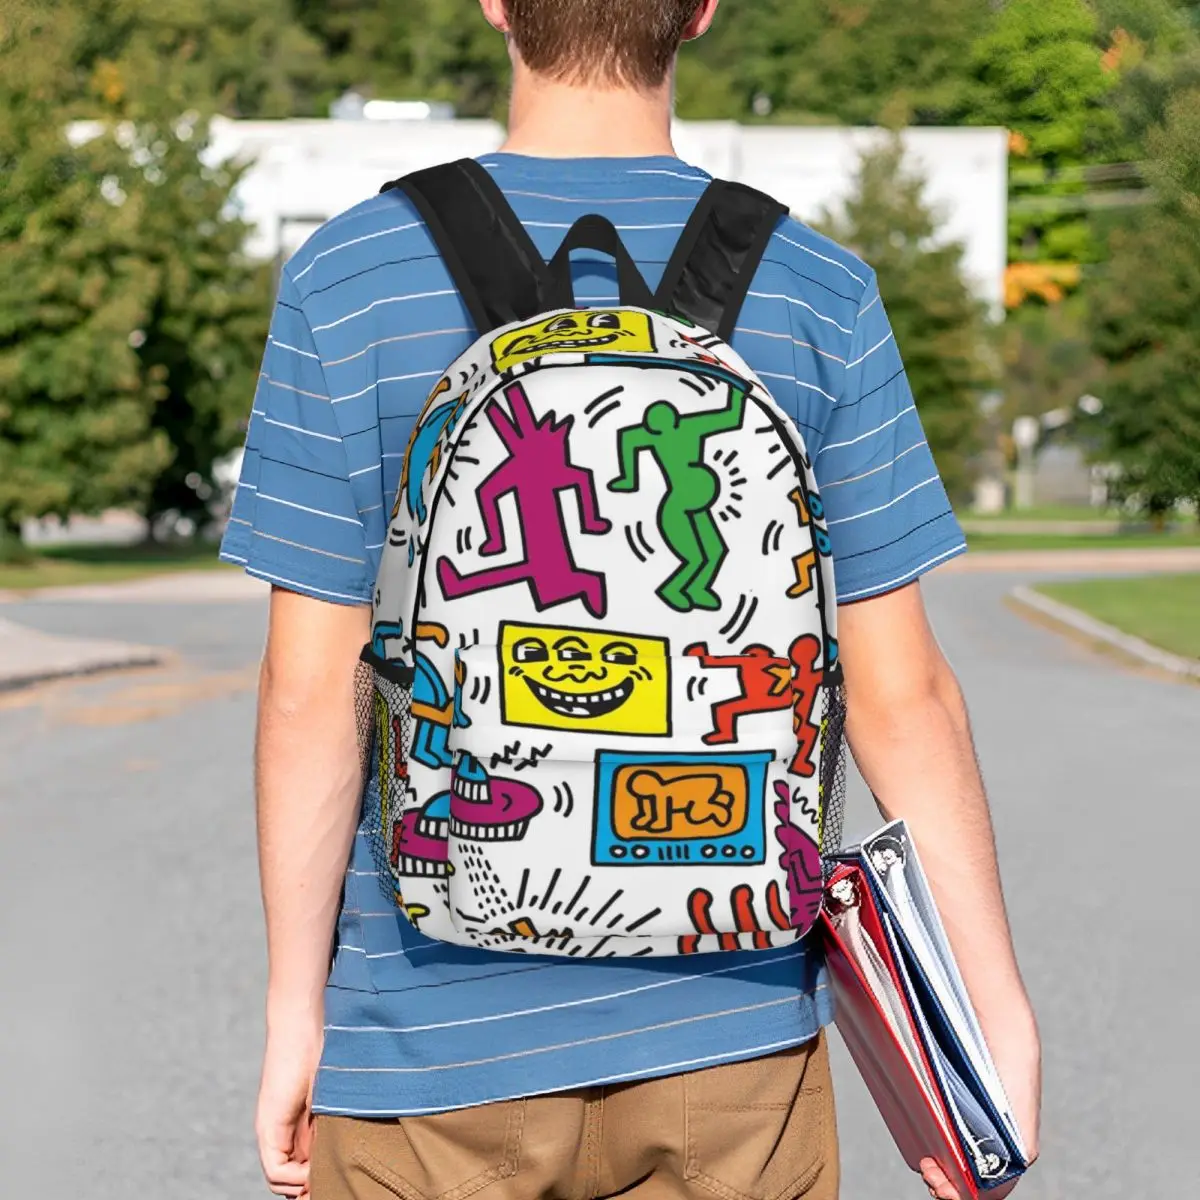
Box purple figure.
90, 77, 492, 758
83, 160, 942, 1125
773, 781, 823, 930
437, 382, 611, 617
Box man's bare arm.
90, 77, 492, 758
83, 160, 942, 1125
254, 587, 370, 1196
838, 581, 1041, 1178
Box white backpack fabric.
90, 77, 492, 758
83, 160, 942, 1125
357, 162, 845, 958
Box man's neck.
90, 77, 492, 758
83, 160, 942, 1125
499, 65, 677, 159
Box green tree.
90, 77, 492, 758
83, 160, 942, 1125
124, 116, 273, 527
818, 140, 992, 503
959, 0, 1119, 265
82, 0, 326, 119
679, 0, 989, 125
1001, 299, 1105, 418
294, 0, 416, 113
0, 3, 270, 538
0, 4, 168, 539
297, 0, 510, 118
1089, 88, 1200, 515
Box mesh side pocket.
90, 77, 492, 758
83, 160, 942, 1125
356, 646, 415, 903
819, 682, 848, 874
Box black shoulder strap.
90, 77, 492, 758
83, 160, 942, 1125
381, 159, 551, 336
654, 180, 788, 341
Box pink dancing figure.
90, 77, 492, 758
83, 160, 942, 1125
437, 382, 612, 617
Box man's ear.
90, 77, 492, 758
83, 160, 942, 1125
479, 0, 511, 34
682, 0, 720, 42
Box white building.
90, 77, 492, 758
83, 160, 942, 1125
207, 117, 1008, 309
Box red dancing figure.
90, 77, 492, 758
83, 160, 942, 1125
683, 642, 796, 745
437, 382, 611, 617
685, 636, 823, 775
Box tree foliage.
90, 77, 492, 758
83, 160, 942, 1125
818, 140, 992, 503
1089, 88, 1200, 514
0, 3, 270, 534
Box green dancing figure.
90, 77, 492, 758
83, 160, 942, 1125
608, 382, 746, 612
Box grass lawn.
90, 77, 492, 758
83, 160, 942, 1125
963, 504, 1125, 523
0, 541, 232, 592
1035, 574, 1200, 661
966, 529, 1200, 552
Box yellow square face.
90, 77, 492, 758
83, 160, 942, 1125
490, 310, 656, 373
499, 622, 670, 736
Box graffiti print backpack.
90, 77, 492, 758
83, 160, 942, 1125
357, 159, 846, 957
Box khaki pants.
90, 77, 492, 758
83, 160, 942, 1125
311, 1034, 838, 1200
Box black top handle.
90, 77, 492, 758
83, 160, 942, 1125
546, 214, 656, 312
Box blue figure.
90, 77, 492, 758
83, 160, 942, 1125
371, 620, 469, 771
397, 379, 470, 524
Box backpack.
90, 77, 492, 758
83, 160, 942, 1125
356, 159, 846, 958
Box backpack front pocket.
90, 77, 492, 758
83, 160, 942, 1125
436, 643, 825, 953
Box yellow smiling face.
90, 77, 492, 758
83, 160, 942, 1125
499, 622, 670, 735
491, 310, 656, 373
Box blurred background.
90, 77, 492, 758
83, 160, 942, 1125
1, 2, 1197, 1198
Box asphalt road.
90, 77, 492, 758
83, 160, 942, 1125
1, 570, 1196, 1198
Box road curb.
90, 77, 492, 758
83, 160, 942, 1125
0, 569, 267, 605
0, 617, 163, 692
1009, 586, 1200, 681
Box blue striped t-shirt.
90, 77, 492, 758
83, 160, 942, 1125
221, 153, 965, 1117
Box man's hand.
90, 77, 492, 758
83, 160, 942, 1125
254, 588, 371, 1196
839, 582, 1041, 1197
256, 1011, 323, 1197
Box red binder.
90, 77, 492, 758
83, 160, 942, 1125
820, 860, 979, 1197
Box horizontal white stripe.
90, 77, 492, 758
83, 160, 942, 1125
525, 221, 687, 231
237, 481, 257, 491
757, 371, 841, 403
846, 331, 895, 369
292, 221, 422, 281
261, 416, 342, 443
738, 327, 848, 366
796, 379, 839, 402
826, 474, 941, 526
258, 494, 364, 527
627, 168, 708, 181
253, 529, 366, 565
242, 565, 370, 603
358, 503, 383, 515
326, 949, 807, 1034
332, 370, 442, 405
837, 542, 967, 602
504, 190, 695, 204
286, 197, 397, 265
261, 374, 327, 402
321, 994, 801, 1073
312, 290, 457, 333
859, 291, 882, 318
822, 441, 926, 489
269, 338, 320, 361
773, 232, 868, 285
364, 541, 385, 551
747, 291, 854, 336
227, 516, 252, 526
817, 404, 916, 456
324, 328, 470, 368
349, 462, 381, 478
219, 551, 248, 565
313, 1033, 821, 1116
